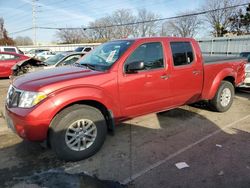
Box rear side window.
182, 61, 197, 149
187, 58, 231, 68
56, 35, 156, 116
84, 47, 92, 52
59, 55, 82, 66
75, 47, 84, 52
4, 48, 16, 53
0, 54, 18, 61
125, 42, 164, 71
170, 42, 194, 66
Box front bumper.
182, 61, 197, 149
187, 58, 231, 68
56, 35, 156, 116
4, 98, 55, 141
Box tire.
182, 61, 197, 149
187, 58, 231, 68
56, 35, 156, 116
209, 81, 234, 112
49, 104, 107, 161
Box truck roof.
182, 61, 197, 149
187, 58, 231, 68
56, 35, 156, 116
112, 36, 195, 42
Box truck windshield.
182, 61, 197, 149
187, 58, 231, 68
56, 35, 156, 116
78, 40, 134, 70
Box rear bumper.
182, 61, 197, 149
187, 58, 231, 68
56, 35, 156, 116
4, 99, 55, 141
239, 76, 250, 88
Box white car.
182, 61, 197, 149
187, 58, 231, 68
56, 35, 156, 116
0, 46, 23, 54
24, 49, 49, 57
240, 63, 250, 88
35, 51, 56, 61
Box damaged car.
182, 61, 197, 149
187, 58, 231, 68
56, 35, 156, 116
11, 52, 86, 77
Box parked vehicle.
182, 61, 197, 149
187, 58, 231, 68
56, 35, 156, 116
44, 52, 85, 68
11, 52, 86, 76
240, 52, 250, 61
239, 63, 250, 88
35, 51, 56, 61
74, 46, 93, 53
25, 49, 49, 57
0, 52, 29, 78
0, 46, 24, 54
239, 52, 250, 87
5, 37, 246, 161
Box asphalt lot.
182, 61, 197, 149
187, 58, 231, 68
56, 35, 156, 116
0, 78, 250, 188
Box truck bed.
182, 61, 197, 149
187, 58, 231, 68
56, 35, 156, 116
203, 56, 246, 64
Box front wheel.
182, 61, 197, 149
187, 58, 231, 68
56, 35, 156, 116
49, 104, 107, 161
209, 81, 234, 112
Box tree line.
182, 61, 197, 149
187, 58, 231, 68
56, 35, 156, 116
56, 0, 250, 44
0, 17, 33, 46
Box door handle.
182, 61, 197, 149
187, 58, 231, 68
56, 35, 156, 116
160, 75, 169, 80
192, 70, 200, 75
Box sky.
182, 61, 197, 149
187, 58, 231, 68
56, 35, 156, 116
0, 0, 208, 44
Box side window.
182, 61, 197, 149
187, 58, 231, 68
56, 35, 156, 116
84, 47, 92, 52
59, 55, 81, 66
125, 42, 164, 71
170, 42, 194, 66
0, 54, 16, 60
4, 48, 16, 53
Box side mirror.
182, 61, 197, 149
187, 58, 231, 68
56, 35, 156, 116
126, 61, 145, 73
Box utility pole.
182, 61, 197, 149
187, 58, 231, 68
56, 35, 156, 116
32, 0, 37, 45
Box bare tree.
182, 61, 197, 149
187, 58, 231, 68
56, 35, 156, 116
202, 0, 237, 37
136, 8, 160, 37
56, 28, 85, 44
228, 5, 250, 35
0, 18, 4, 39
14, 36, 33, 46
0, 17, 14, 45
109, 9, 137, 38
88, 17, 113, 40
87, 9, 136, 40
162, 12, 202, 37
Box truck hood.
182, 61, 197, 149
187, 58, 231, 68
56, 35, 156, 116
13, 65, 104, 92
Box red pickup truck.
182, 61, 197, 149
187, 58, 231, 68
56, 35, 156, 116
5, 37, 246, 161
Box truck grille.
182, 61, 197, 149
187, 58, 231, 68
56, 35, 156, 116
246, 73, 250, 78
6, 85, 22, 108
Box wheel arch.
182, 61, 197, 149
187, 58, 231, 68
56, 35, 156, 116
46, 99, 115, 148
203, 68, 236, 100
49, 99, 115, 131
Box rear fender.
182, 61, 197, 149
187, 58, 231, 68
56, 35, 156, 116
203, 68, 236, 100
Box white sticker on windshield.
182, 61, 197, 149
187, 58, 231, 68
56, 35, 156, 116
106, 50, 116, 63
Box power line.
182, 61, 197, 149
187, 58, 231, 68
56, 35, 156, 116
36, 0, 165, 26
9, 2, 249, 35
37, 2, 250, 31
9, 27, 33, 35
3, 3, 32, 22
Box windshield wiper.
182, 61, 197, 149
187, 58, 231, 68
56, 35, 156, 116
75, 63, 96, 70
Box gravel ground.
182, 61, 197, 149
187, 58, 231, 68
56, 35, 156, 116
0, 78, 250, 188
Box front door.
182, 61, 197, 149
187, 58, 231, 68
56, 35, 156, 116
118, 41, 171, 118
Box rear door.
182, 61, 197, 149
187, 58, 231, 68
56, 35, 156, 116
168, 41, 203, 105
118, 41, 171, 118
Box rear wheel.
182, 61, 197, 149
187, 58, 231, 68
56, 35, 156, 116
49, 104, 107, 161
209, 81, 234, 112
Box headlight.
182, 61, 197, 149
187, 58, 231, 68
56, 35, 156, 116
19, 91, 47, 108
